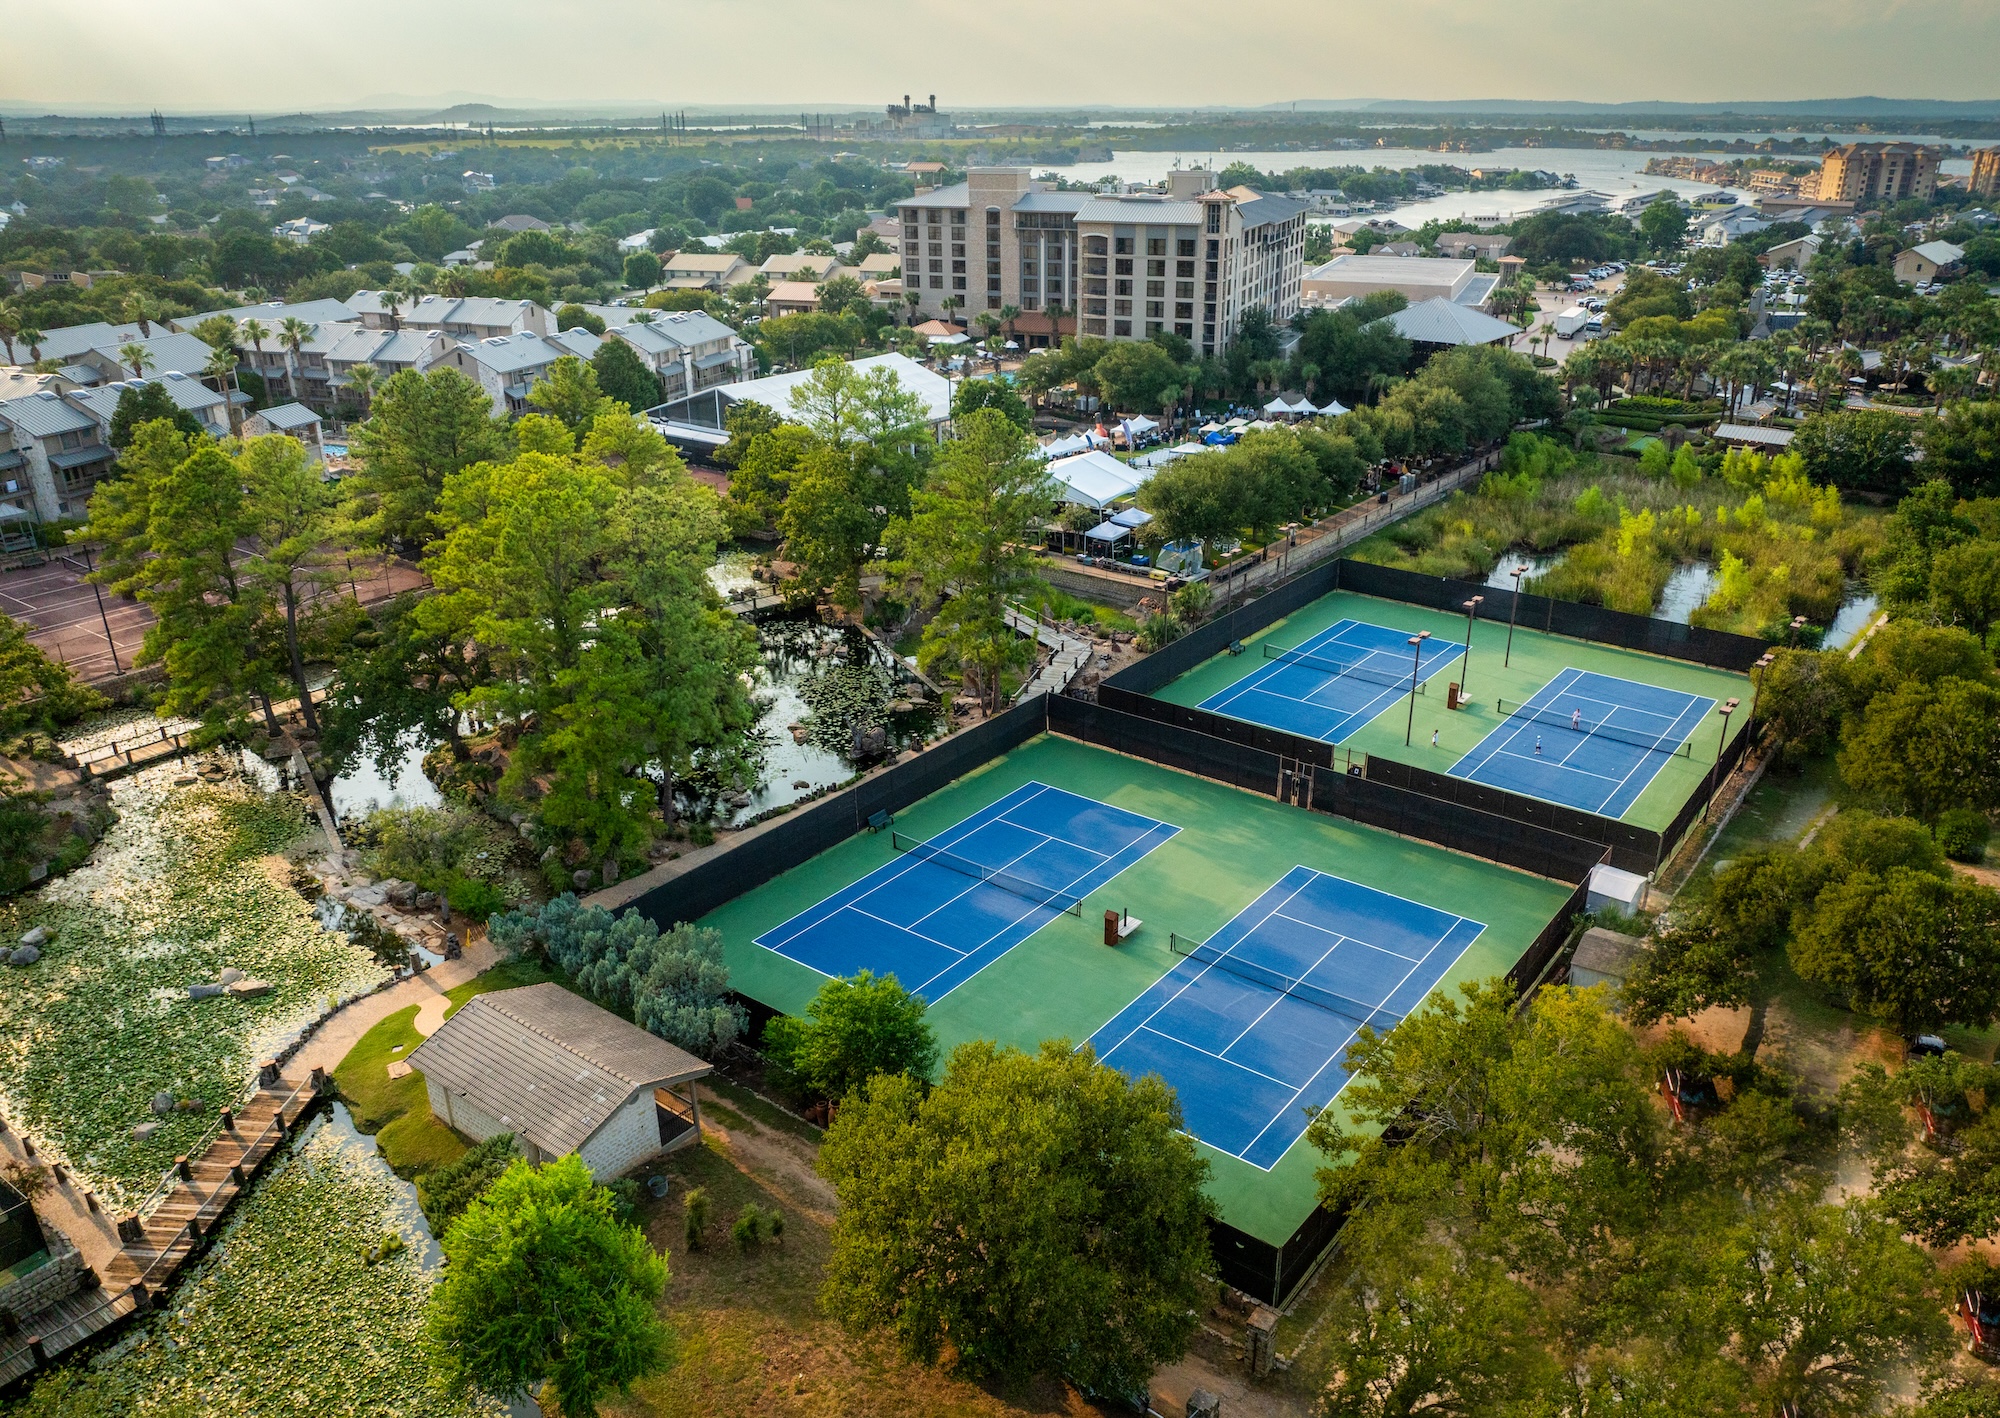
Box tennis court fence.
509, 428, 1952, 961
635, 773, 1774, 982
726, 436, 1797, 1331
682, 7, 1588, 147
890, 830, 1086, 916
1169, 932, 1404, 1032
1046, 696, 1609, 885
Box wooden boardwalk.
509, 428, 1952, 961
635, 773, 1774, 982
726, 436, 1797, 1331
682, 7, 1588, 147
0, 1069, 326, 1388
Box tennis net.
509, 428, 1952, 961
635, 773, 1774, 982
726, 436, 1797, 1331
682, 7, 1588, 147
890, 831, 1085, 916
1494, 699, 1695, 758
1170, 933, 1404, 1033
1263, 641, 1427, 694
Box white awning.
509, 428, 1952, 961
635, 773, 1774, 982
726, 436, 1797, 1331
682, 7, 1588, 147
1046, 449, 1140, 508
1110, 506, 1154, 528
1084, 520, 1133, 542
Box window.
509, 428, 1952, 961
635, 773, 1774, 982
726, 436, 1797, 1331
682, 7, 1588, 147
1023, 295, 1041, 310
952, 276, 967, 290
1147, 238, 1166, 256
988, 295, 1001, 308
1085, 298, 1107, 315
951, 243, 965, 258
1175, 321, 1194, 338
1146, 321, 1163, 336
1178, 239, 1196, 257
1114, 279, 1132, 296
1176, 260, 1194, 277
929, 242, 943, 257
1175, 280, 1194, 298
952, 259, 966, 274
1147, 259, 1165, 277
1146, 301, 1164, 319
1114, 299, 1131, 316
1022, 259, 1038, 276
986, 208, 1000, 225
1084, 235, 1107, 255
987, 261, 1000, 276
1113, 319, 1131, 336
988, 278, 1001, 293
1175, 302, 1194, 319
927, 210, 941, 225
1084, 256, 1107, 276
1146, 280, 1165, 297
1114, 258, 1132, 275
950, 210, 965, 225
1084, 318, 1106, 334
929, 275, 943, 289
1114, 237, 1133, 255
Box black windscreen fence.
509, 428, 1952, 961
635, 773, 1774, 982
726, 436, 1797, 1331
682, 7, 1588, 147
1362, 755, 1664, 876
1098, 683, 1342, 770
622, 695, 1050, 929
1047, 697, 1605, 885
1333, 560, 1770, 672
1101, 559, 1344, 695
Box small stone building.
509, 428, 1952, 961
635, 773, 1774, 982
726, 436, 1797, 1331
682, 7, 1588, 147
409, 983, 710, 1178
1568, 928, 1646, 999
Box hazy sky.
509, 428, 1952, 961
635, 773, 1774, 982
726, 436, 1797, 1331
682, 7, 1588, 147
6, 0, 1998, 111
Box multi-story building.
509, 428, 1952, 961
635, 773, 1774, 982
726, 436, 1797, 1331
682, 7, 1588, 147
605, 311, 757, 405
1813, 143, 1940, 204
439, 328, 603, 418
348, 293, 551, 341
1970, 147, 2000, 200
0, 389, 113, 524
898, 168, 1304, 357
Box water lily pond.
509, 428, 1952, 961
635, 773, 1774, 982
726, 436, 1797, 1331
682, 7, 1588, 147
0, 751, 386, 1205
10, 1104, 507, 1418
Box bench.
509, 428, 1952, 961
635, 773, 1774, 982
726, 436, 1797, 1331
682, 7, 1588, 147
866, 809, 893, 833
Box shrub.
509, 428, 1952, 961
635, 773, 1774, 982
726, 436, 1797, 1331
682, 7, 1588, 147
1136, 610, 1184, 651
415, 1133, 518, 1233
683, 1186, 709, 1249
731, 1202, 783, 1251
1936, 808, 1992, 863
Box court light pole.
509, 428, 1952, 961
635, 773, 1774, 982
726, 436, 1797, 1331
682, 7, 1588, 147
1460, 595, 1483, 695
1504, 563, 1528, 667
1702, 696, 1740, 819
1404, 630, 1431, 745
79, 544, 121, 675
1747, 651, 1775, 729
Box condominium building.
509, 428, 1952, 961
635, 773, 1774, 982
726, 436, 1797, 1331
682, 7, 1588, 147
898, 168, 1305, 357
1970, 146, 2000, 200
1812, 143, 1941, 204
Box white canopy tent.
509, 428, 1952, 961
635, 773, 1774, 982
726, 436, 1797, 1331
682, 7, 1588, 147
1046, 449, 1141, 508
1037, 429, 1110, 461
1317, 398, 1350, 417
1110, 506, 1154, 529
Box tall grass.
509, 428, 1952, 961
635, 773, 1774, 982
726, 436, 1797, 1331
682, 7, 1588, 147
1348, 439, 1878, 637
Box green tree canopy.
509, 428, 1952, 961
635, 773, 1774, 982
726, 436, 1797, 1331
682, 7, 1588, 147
426, 1154, 673, 1418
761, 970, 938, 1102
1790, 866, 2000, 1036
344, 366, 512, 550
107, 383, 203, 449
1791, 408, 1918, 496
818, 1039, 1212, 1396
950, 375, 1031, 431
1920, 398, 2000, 499
589, 336, 664, 413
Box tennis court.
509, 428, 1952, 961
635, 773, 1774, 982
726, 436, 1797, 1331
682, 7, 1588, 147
1088, 866, 1484, 1169
752, 781, 1179, 1001
1449, 668, 1716, 817
1196, 616, 1465, 743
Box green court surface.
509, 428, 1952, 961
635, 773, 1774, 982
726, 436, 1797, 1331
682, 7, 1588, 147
700, 734, 1573, 1246
1156, 589, 1755, 832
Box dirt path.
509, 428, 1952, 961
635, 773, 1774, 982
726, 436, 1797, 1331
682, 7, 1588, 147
695, 1085, 838, 1224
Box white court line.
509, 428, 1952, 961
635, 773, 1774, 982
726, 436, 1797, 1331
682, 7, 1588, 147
1136, 1025, 1296, 1090
1270, 911, 1426, 964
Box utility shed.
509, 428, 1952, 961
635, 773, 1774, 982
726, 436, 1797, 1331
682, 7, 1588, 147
409, 983, 710, 1178
1568, 928, 1646, 997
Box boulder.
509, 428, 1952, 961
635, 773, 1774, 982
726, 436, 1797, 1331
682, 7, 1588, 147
414, 891, 439, 912
187, 982, 225, 1000
386, 880, 419, 909
20, 925, 48, 947
572, 869, 594, 891
8, 945, 40, 966
217, 967, 246, 986
348, 884, 388, 908
131, 1121, 161, 1142
150, 1091, 174, 1116
225, 978, 274, 1000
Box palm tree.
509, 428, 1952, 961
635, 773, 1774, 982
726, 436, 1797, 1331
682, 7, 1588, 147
0, 304, 23, 364
117, 343, 156, 380
903, 290, 922, 327
239, 317, 270, 391
343, 362, 379, 421
121, 293, 157, 337
1776, 345, 1809, 417
379, 291, 404, 332
1930, 363, 1976, 410
278, 317, 315, 404
204, 346, 244, 436
1536, 321, 1556, 364
998, 303, 1020, 345
975, 311, 1001, 347
941, 294, 964, 330
18, 327, 45, 365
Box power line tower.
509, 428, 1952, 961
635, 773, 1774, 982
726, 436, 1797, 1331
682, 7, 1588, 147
247, 115, 256, 137
0, 115, 8, 144
150, 110, 166, 138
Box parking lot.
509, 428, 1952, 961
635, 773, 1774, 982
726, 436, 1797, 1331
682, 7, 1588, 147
2, 548, 426, 684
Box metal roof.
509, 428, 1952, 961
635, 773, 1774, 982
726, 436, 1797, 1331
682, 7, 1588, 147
1233, 190, 1306, 228
64, 374, 225, 425
1386, 298, 1519, 347
0, 390, 98, 438
1074, 197, 1204, 227
611, 311, 738, 355
1011, 190, 1092, 214
26, 322, 152, 363
49, 445, 112, 470
255, 401, 322, 431
898, 182, 972, 210
408, 983, 709, 1158
458, 330, 586, 375
178, 298, 361, 332
93, 331, 217, 377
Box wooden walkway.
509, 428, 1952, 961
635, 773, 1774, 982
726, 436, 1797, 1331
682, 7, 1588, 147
0, 1069, 327, 1387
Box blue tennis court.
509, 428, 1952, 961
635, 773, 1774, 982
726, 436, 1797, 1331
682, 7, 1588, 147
754, 782, 1179, 1002
1449, 668, 1716, 817
1197, 617, 1464, 743
1087, 867, 1485, 1170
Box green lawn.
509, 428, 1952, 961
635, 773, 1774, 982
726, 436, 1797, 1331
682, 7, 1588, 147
699, 733, 1574, 1246
1154, 588, 1756, 833
331, 957, 567, 1176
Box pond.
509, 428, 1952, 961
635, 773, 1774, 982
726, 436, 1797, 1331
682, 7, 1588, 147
684, 617, 943, 828
1655, 561, 1719, 625
1482, 551, 1566, 591
329, 737, 444, 819
1821, 590, 1880, 650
